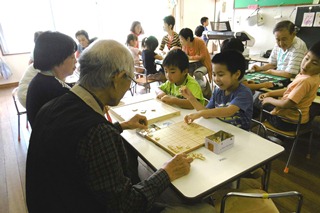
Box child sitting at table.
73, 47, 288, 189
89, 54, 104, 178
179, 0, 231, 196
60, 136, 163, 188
141, 36, 166, 82
181, 50, 253, 130
156, 49, 205, 109
258, 40, 320, 131
126, 34, 141, 66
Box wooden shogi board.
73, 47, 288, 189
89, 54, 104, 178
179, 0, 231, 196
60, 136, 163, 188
109, 98, 180, 124
144, 121, 215, 156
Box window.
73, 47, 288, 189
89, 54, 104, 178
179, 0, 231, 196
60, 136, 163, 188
0, 0, 169, 55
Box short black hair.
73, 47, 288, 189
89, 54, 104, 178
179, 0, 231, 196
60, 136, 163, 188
34, 31, 77, 71
273, 20, 295, 34
195, 25, 205, 37
309, 40, 320, 59
221, 38, 244, 53
126, 33, 138, 46
142, 36, 159, 51
179, 28, 194, 42
211, 50, 246, 80
201, 17, 208, 25
163, 49, 189, 72
75, 30, 89, 40
163, 15, 175, 30
33, 31, 43, 43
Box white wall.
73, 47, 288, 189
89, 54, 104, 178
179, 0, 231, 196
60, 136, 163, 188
179, 0, 216, 32
181, 0, 311, 56
232, 5, 298, 55
0, 0, 314, 86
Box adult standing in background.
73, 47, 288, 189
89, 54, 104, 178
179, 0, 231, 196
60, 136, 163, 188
159, 15, 181, 54
130, 21, 144, 48
200, 17, 209, 44
24, 40, 211, 213
75, 30, 97, 58
252, 20, 307, 78
26, 31, 77, 127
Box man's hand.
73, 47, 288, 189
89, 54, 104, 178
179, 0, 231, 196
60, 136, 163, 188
121, 114, 148, 130
263, 69, 275, 75
162, 153, 193, 181
251, 64, 262, 71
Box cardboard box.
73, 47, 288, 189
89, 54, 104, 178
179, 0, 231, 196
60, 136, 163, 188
205, 130, 234, 154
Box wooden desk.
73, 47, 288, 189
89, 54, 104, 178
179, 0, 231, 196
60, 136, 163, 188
113, 94, 284, 201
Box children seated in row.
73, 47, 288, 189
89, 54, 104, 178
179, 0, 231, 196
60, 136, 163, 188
141, 36, 166, 82
126, 34, 141, 66
159, 15, 181, 54
156, 49, 205, 109
259, 40, 320, 131
181, 50, 253, 131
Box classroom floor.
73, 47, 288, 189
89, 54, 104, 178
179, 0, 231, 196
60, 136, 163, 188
1, 85, 320, 213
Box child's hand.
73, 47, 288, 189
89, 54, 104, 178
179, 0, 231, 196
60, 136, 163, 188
258, 93, 269, 100
261, 97, 274, 106
161, 95, 174, 104
180, 86, 194, 99
263, 82, 274, 88
157, 92, 166, 99
184, 113, 200, 124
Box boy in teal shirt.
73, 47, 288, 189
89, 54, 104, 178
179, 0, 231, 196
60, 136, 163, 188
156, 49, 205, 109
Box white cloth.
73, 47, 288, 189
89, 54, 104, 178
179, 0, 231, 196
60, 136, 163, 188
17, 64, 39, 107
268, 37, 307, 75
128, 46, 140, 65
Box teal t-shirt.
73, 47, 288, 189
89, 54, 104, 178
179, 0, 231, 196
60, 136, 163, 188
159, 74, 205, 105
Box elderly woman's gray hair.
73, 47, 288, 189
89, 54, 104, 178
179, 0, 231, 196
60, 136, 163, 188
78, 40, 134, 89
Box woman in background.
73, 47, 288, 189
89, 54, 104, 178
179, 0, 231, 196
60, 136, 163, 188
130, 21, 144, 48
75, 30, 97, 58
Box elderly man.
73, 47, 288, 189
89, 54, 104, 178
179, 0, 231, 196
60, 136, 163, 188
252, 20, 307, 78
26, 40, 210, 213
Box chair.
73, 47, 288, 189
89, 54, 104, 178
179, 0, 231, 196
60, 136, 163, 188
133, 65, 160, 93
213, 189, 303, 213
260, 107, 313, 173
12, 87, 28, 142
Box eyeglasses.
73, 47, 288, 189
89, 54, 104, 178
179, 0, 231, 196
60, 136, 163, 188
126, 74, 137, 84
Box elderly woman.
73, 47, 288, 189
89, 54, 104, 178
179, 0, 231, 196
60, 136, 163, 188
26, 31, 77, 127
25, 40, 208, 213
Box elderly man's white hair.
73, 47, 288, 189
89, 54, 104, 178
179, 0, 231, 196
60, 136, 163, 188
78, 39, 134, 89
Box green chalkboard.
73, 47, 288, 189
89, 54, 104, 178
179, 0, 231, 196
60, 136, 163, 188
234, 0, 313, 8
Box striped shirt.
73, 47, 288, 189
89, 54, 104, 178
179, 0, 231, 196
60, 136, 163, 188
159, 32, 181, 51
268, 37, 307, 75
